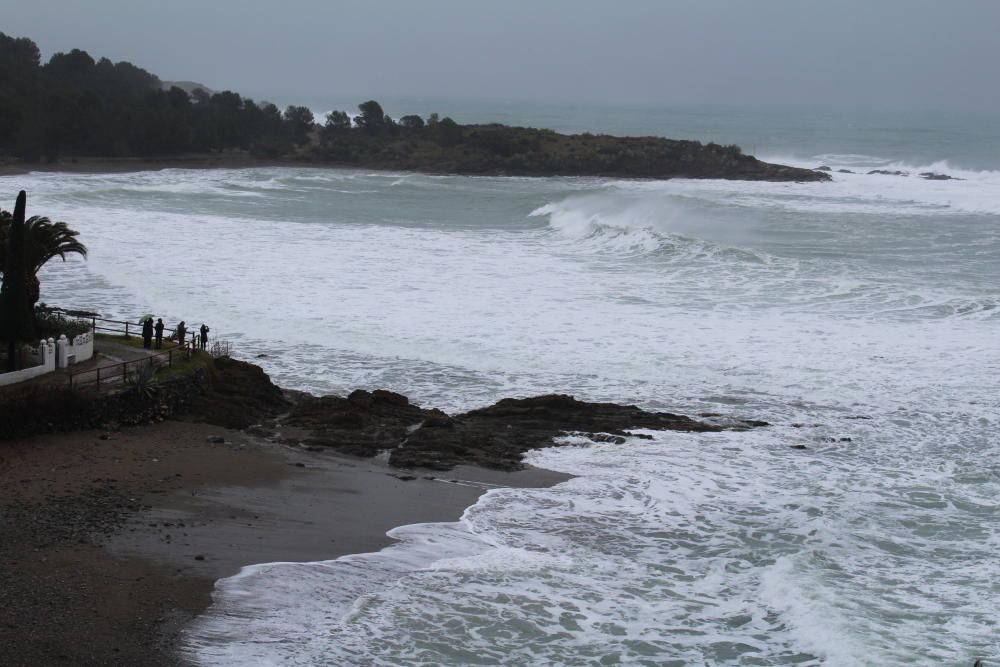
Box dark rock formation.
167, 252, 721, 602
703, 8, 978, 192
0, 358, 288, 440
867, 169, 908, 176
192, 357, 290, 429
920, 172, 962, 181
284, 389, 430, 458
280, 391, 766, 471
837, 169, 855, 174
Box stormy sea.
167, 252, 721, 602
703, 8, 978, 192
7, 103, 998, 665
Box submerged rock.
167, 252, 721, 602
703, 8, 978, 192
919, 172, 962, 180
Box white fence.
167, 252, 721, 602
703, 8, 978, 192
56, 332, 94, 368
0, 330, 96, 387
0, 338, 57, 387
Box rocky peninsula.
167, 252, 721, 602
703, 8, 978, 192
304, 116, 829, 182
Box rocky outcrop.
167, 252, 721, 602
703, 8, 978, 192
309, 124, 830, 183
192, 357, 290, 429
278, 390, 766, 471
868, 169, 908, 176
920, 172, 962, 181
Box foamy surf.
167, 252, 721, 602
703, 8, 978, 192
4, 122, 998, 664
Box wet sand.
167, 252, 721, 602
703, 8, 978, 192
0, 419, 568, 666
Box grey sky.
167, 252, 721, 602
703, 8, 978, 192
2, 0, 998, 112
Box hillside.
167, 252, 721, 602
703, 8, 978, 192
0, 32, 826, 182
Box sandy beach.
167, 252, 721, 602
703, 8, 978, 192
0, 417, 568, 666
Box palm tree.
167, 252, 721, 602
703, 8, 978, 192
0, 209, 88, 306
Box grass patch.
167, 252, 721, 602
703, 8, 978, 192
156, 349, 214, 382
95, 333, 183, 350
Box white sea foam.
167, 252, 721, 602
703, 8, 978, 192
3, 159, 998, 665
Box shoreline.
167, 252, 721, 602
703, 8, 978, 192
0, 152, 826, 181
0, 417, 569, 666
0, 154, 302, 177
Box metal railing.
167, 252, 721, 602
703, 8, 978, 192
89, 315, 217, 349
37, 311, 227, 390
67, 344, 192, 390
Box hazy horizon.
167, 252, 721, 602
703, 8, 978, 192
3, 0, 999, 114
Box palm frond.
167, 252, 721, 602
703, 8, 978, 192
1, 210, 88, 277
22, 215, 89, 273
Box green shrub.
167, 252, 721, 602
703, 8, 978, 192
34, 307, 92, 340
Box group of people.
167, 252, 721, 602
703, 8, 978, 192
141, 317, 210, 351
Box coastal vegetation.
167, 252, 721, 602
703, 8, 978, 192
0, 208, 87, 306
0, 32, 310, 160
0, 31, 827, 181
0, 190, 87, 370
313, 103, 821, 180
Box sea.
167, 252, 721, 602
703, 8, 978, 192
4, 102, 998, 665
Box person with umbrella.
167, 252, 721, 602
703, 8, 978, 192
140, 315, 154, 349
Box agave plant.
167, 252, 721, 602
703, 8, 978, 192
0, 209, 88, 306
129, 360, 159, 399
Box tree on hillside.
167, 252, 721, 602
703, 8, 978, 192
283, 105, 315, 146
324, 110, 351, 132
399, 114, 424, 130
326, 110, 351, 129
0, 191, 34, 371
0, 32, 308, 160
356, 100, 386, 134
435, 117, 463, 147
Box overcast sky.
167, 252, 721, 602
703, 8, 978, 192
2, 0, 999, 112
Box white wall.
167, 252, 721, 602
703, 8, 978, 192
0, 339, 56, 387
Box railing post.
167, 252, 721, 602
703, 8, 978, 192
125, 322, 129, 338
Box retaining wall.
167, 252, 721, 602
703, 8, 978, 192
0, 339, 56, 387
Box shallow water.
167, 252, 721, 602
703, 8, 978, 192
4, 105, 998, 665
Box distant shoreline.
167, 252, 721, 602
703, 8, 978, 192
0, 149, 827, 182
0, 154, 298, 177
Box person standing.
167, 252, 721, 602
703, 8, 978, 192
141, 317, 154, 349
176, 321, 186, 347
154, 318, 164, 349
200, 324, 209, 351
